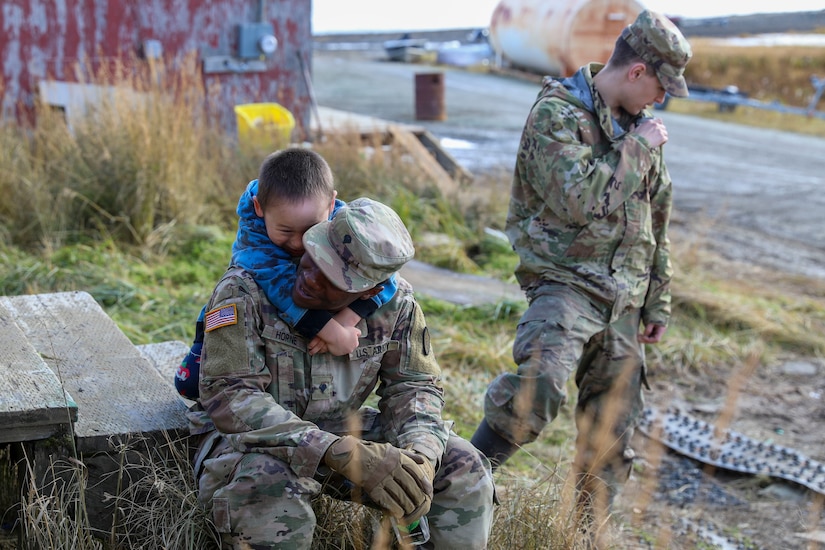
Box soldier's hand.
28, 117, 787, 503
399, 450, 436, 525
638, 322, 667, 344
633, 117, 668, 148
324, 436, 432, 520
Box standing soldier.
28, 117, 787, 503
471, 8, 692, 530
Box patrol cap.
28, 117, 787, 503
303, 197, 414, 292
622, 10, 692, 97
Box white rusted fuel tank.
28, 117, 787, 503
489, 0, 645, 77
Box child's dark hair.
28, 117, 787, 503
256, 148, 335, 210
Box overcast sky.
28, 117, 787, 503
312, 0, 824, 33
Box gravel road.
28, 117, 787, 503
311, 48, 825, 281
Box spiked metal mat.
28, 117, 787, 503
639, 407, 825, 495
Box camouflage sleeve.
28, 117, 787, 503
375, 294, 449, 465
199, 270, 338, 477
522, 99, 656, 225
642, 155, 673, 327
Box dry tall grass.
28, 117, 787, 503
684, 37, 825, 108
0, 54, 255, 250
4, 435, 609, 550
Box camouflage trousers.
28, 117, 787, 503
195, 431, 494, 549
483, 286, 648, 504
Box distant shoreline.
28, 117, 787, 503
313, 9, 825, 41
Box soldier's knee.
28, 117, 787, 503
210, 453, 320, 549
438, 437, 495, 503
443, 436, 490, 472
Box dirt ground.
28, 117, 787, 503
623, 333, 825, 549
311, 44, 825, 549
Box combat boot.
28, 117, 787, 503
470, 418, 520, 471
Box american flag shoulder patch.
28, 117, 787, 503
204, 304, 238, 332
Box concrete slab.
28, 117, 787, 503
0, 291, 188, 453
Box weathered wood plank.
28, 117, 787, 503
137, 340, 196, 406
0, 301, 76, 444
0, 292, 188, 453
388, 124, 458, 196
412, 129, 474, 184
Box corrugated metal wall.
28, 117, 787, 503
0, 0, 313, 138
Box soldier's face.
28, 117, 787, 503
292, 253, 362, 311
630, 71, 667, 114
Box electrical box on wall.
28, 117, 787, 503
237, 22, 277, 59
202, 20, 278, 74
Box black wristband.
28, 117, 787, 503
348, 299, 378, 319
294, 310, 335, 339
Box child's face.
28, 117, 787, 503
254, 195, 335, 257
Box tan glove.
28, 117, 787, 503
413, 453, 436, 485
399, 451, 436, 525
324, 436, 433, 520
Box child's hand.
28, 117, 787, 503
334, 307, 361, 328
311, 321, 361, 356
326, 325, 361, 355
308, 336, 329, 355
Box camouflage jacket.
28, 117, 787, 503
186, 267, 449, 479
506, 63, 673, 327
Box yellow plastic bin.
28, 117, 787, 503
234, 102, 296, 150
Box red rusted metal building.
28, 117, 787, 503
0, 0, 314, 139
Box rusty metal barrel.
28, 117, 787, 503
489, 0, 644, 77
414, 72, 446, 120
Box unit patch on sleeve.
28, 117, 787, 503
402, 304, 440, 375
204, 304, 238, 332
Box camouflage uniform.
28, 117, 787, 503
188, 198, 494, 549
480, 11, 691, 504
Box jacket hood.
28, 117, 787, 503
538, 64, 644, 139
